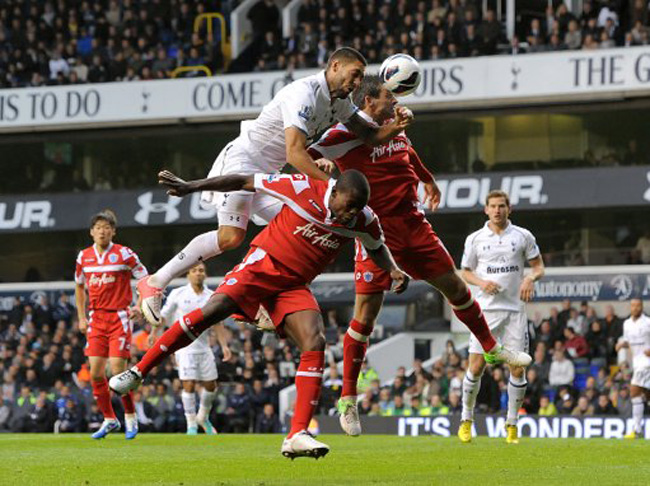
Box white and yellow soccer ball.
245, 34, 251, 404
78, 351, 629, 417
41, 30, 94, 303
379, 54, 422, 97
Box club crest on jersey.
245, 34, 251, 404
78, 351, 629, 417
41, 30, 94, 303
298, 105, 313, 121
108, 254, 118, 263
265, 174, 280, 183
293, 222, 340, 249
363, 271, 374, 282
370, 138, 408, 162
226, 278, 238, 286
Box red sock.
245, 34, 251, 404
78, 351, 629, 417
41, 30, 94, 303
121, 392, 135, 415
288, 350, 324, 438
342, 319, 373, 398
137, 309, 206, 376
92, 378, 116, 420
451, 291, 497, 352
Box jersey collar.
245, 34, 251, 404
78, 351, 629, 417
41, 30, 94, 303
485, 220, 511, 236
93, 242, 113, 264
317, 70, 332, 103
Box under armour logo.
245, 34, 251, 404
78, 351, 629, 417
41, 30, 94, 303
134, 192, 182, 225
160, 344, 168, 352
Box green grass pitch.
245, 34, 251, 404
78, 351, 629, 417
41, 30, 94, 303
0, 434, 647, 485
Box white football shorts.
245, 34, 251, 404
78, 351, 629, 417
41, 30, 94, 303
631, 367, 650, 389
200, 141, 282, 229
468, 310, 529, 355
175, 350, 218, 381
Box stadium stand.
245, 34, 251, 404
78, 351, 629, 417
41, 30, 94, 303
1, 1, 648, 87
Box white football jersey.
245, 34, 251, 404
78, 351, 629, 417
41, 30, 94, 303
620, 314, 650, 370
461, 221, 540, 312
161, 284, 213, 354
231, 70, 358, 173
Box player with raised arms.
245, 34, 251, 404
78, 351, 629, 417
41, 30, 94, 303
153, 262, 232, 435
616, 298, 650, 439
111, 168, 409, 459
136, 47, 413, 329
75, 210, 148, 439
458, 190, 544, 444
307, 75, 533, 436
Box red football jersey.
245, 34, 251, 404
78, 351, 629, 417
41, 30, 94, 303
251, 174, 384, 283
75, 242, 148, 311
309, 112, 434, 217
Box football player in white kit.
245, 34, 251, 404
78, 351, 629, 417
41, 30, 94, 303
137, 47, 413, 326
153, 262, 232, 434
616, 298, 650, 439
458, 190, 545, 444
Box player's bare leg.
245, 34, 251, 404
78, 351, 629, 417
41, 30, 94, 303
281, 310, 330, 460
110, 294, 239, 393
139, 226, 245, 326
458, 353, 486, 443
88, 356, 120, 439
625, 385, 649, 439
195, 380, 218, 435
109, 357, 138, 439
338, 292, 384, 436
428, 271, 531, 367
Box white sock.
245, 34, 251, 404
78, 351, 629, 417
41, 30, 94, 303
182, 391, 197, 428
124, 413, 137, 427
197, 389, 217, 423
632, 396, 644, 434
150, 231, 221, 288
507, 374, 527, 425
461, 370, 482, 421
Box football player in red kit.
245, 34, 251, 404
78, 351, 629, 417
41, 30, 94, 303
75, 210, 148, 439
111, 169, 409, 459
308, 75, 532, 436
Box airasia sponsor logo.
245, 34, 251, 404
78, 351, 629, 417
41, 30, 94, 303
88, 273, 116, 287
370, 139, 408, 163
293, 222, 341, 249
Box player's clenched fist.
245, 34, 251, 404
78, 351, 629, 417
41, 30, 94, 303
390, 270, 410, 294
158, 170, 190, 196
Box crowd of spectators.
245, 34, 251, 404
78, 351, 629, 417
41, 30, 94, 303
3, 1, 650, 88
0, 291, 641, 433
357, 299, 637, 420
0, 291, 347, 433
0, 0, 233, 89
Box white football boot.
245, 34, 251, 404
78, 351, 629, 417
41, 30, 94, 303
281, 430, 330, 460
109, 368, 143, 395
337, 397, 361, 436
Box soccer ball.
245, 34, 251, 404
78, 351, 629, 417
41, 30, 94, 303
379, 54, 422, 97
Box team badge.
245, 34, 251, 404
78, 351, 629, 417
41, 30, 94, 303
109, 254, 118, 263
226, 278, 238, 286
298, 105, 313, 121
363, 271, 374, 282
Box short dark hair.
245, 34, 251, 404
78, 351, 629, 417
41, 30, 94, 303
352, 74, 383, 109
90, 209, 117, 228
326, 47, 367, 69
335, 169, 370, 206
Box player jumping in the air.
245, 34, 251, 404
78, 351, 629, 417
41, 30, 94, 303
307, 75, 533, 436
152, 262, 232, 435
458, 191, 544, 444
111, 169, 409, 459
75, 210, 148, 439
616, 298, 650, 439
136, 47, 413, 329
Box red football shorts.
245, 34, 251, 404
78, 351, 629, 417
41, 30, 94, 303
85, 309, 132, 358
355, 212, 455, 294
215, 246, 320, 333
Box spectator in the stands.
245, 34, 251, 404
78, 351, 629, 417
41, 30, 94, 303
564, 327, 590, 358
594, 393, 618, 415
549, 349, 575, 388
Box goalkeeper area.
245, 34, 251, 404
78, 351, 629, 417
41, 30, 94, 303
0, 435, 647, 486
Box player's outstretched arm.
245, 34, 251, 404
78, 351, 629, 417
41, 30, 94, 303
366, 244, 410, 294
345, 106, 413, 146
285, 127, 330, 181
158, 170, 255, 196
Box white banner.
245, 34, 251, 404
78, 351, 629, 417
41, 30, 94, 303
3, 46, 650, 131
